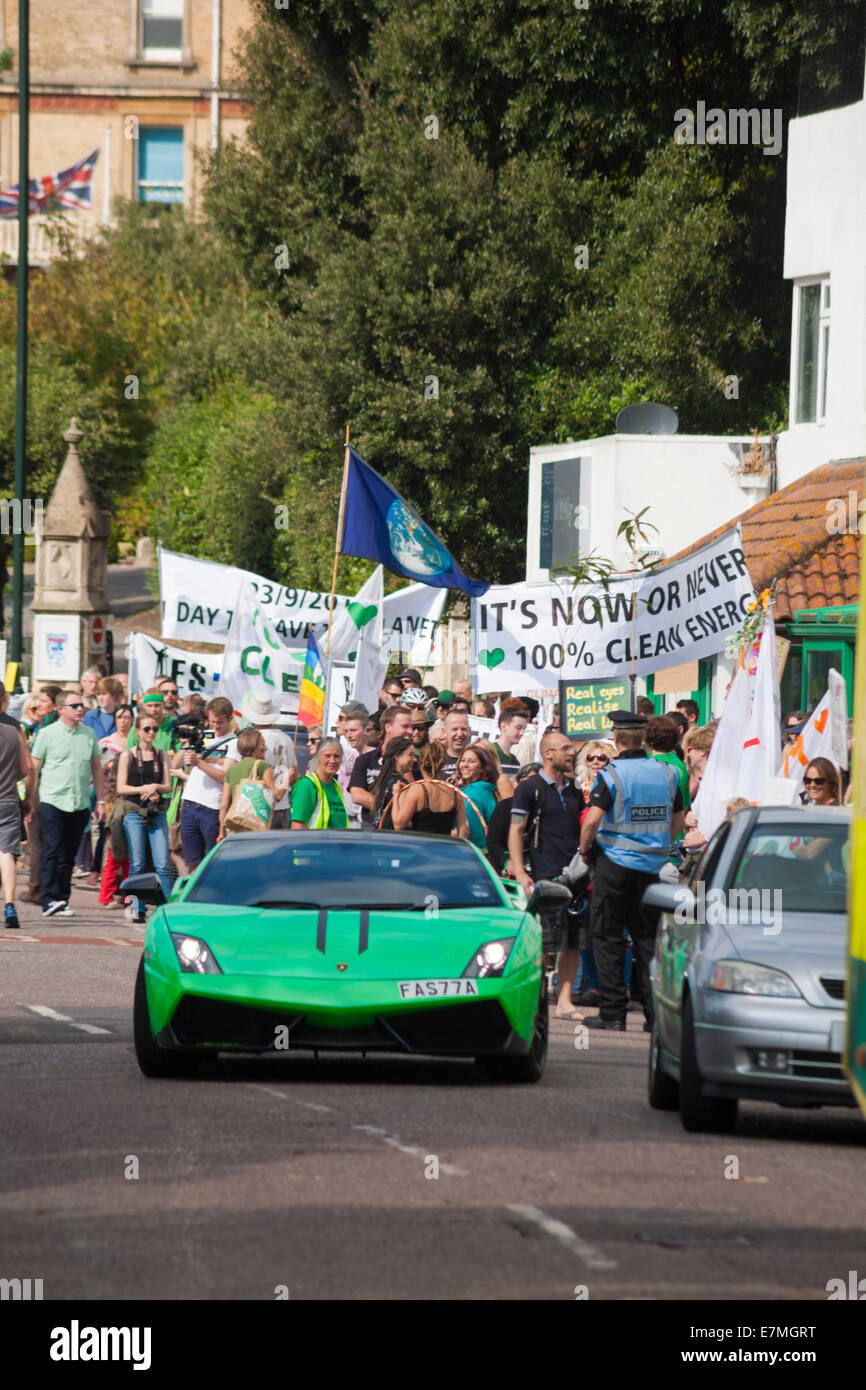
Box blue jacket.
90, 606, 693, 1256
596, 756, 678, 873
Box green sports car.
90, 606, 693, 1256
130, 831, 569, 1082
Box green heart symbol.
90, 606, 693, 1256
348, 601, 378, 629
478, 648, 505, 669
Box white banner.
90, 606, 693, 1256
127, 632, 223, 700
472, 528, 753, 692
158, 544, 445, 665
219, 584, 306, 716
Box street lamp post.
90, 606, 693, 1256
11, 0, 29, 670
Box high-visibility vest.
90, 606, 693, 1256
596, 755, 678, 873
294, 771, 345, 829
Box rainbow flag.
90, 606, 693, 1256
297, 632, 326, 729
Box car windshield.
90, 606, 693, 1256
728, 823, 848, 914
186, 837, 503, 911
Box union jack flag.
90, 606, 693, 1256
0, 146, 100, 218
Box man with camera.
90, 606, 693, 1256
171, 696, 237, 870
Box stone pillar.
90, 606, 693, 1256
30, 418, 111, 683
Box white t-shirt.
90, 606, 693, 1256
182, 737, 238, 810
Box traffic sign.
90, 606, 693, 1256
91, 615, 105, 650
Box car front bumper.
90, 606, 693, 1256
693, 989, 855, 1106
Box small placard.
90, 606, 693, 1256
560, 678, 631, 738
653, 659, 699, 696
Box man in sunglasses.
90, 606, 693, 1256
29, 691, 105, 918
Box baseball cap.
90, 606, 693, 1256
437, 690, 455, 708
400, 667, 423, 684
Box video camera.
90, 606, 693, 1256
173, 711, 213, 755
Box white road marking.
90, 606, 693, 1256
352, 1123, 467, 1176
507, 1203, 617, 1270
23, 1004, 111, 1036
4, 934, 39, 942
248, 1086, 465, 1174
251, 1084, 333, 1114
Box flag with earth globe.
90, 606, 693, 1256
339, 449, 489, 597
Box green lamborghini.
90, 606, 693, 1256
130, 831, 569, 1082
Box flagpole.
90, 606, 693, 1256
326, 425, 351, 657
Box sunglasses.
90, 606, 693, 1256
587, 754, 608, 762
65, 702, 84, 709
140, 725, 158, 733
803, 777, 827, 786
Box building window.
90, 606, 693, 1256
793, 277, 830, 424
139, 0, 184, 62
136, 128, 184, 205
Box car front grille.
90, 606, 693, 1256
169, 996, 305, 1049
168, 995, 513, 1055
790, 1049, 845, 1082
819, 976, 846, 1001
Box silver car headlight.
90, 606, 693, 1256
709, 959, 801, 998
170, 933, 223, 975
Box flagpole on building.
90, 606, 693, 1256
325, 424, 351, 657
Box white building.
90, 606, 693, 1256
526, 56, 866, 584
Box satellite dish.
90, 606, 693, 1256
615, 402, 679, 435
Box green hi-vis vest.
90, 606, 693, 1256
298, 770, 346, 829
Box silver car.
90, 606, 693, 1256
643, 806, 855, 1133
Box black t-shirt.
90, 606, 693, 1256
588, 749, 684, 814
440, 752, 460, 783
511, 773, 582, 880
348, 747, 383, 827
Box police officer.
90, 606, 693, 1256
577, 710, 684, 1031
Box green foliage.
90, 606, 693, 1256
1, 0, 858, 592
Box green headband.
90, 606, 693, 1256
142, 694, 165, 705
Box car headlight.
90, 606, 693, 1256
709, 959, 801, 998
170, 933, 223, 975
462, 938, 515, 978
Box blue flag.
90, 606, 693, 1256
340, 449, 489, 597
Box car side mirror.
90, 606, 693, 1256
120, 872, 166, 906
526, 880, 572, 917
643, 882, 693, 915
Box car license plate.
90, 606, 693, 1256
398, 979, 479, 999
829, 1019, 845, 1053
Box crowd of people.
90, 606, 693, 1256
4, 663, 846, 1040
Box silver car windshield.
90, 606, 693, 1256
729, 823, 848, 913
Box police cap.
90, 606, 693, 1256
607, 708, 647, 731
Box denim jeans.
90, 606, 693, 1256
181, 801, 220, 869
122, 810, 173, 913
41, 803, 90, 910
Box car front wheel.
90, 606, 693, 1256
134, 957, 202, 1079
480, 995, 548, 1083
679, 993, 737, 1133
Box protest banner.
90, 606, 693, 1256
560, 678, 631, 738
218, 584, 306, 716
158, 545, 445, 664
472, 528, 753, 692
127, 632, 223, 700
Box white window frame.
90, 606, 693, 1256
791, 275, 830, 426
128, 0, 192, 68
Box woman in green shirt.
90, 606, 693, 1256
290, 739, 348, 829
219, 727, 280, 837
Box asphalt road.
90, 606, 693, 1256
1, 881, 864, 1303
